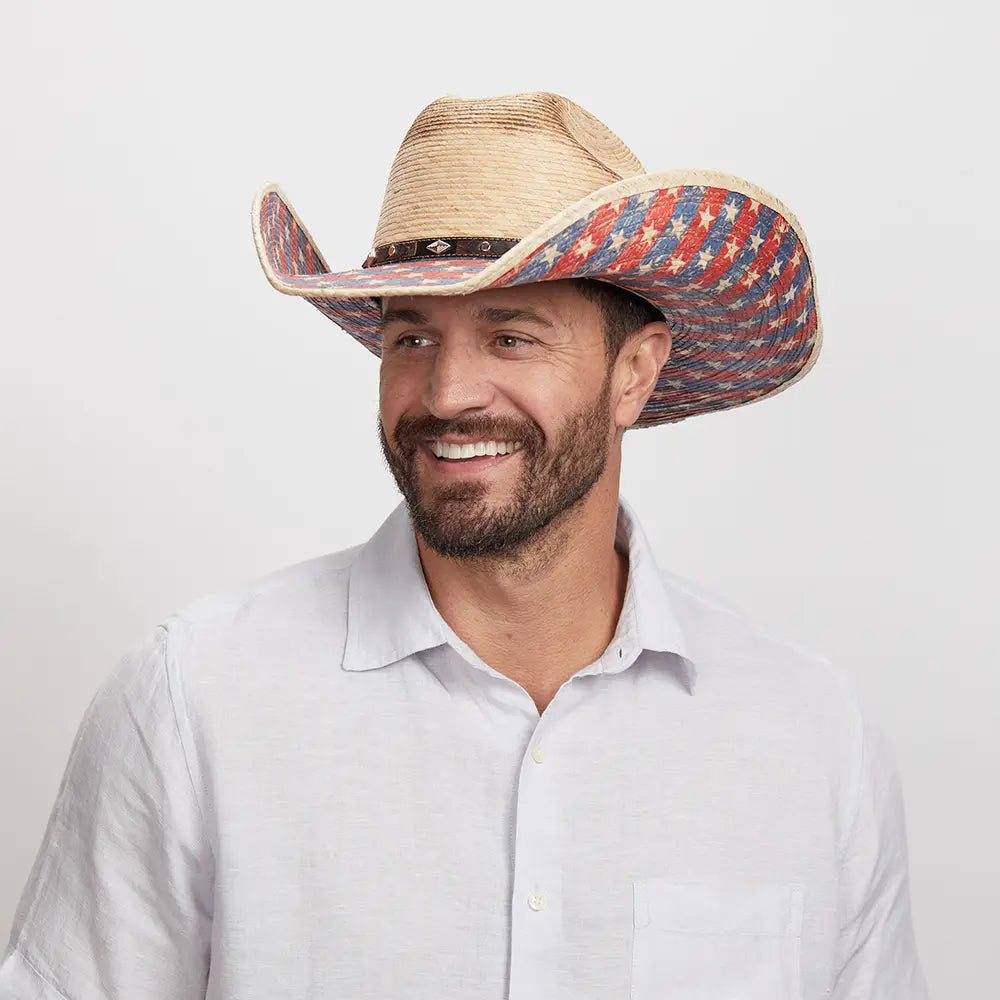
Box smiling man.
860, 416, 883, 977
0, 92, 929, 1000
376, 281, 670, 714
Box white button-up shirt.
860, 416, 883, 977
0, 497, 929, 999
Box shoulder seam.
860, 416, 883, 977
12, 946, 73, 1000
159, 620, 215, 869
834, 670, 866, 866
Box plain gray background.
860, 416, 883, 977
1, 1, 997, 996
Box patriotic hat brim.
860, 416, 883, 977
252, 166, 821, 428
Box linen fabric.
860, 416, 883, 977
0, 497, 929, 999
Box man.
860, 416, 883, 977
376, 278, 668, 717
1, 92, 929, 998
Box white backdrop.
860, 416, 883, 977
1, 1, 997, 995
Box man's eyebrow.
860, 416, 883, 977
379, 307, 429, 329
473, 306, 555, 328
377, 304, 555, 331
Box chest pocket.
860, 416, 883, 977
630, 879, 805, 1000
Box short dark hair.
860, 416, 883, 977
373, 277, 663, 363
570, 278, 665, 362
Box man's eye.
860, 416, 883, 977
395, 335, 430, 348
497, 335, 529, 349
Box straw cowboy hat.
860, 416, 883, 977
251, 91, 822, 426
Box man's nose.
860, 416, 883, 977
422, 341, 495, 418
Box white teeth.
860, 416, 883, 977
429, 439, 521, 460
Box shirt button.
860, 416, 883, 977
528, 892, 546, 911
531, 744, 545, 763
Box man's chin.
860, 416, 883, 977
406, 501, 523, 559
416, 527, 523, 561
409, 501, 490, 539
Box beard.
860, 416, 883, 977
378, 368, 615, 559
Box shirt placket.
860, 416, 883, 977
506, 696, 569, 1000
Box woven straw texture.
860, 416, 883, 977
252, 92, 822, 427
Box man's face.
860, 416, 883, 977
377, 280, 622, 559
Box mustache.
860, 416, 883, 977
391, 414, 541, 450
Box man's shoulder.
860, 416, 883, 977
157, 540, 366, 676
656, 564, 857, 707
185, 540, 362, 618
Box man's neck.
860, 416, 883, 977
413, 476, 630, 713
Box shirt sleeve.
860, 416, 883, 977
0, 623, 214, 1000
830, 697, 931, 999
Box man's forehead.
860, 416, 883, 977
377, 280, 589, 324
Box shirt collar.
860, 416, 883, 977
343, 501, 448, 673
343, 495, 696, 694
610, 495, 697, 693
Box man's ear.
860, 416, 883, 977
613, 322, 672, 428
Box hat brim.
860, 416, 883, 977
251, 168, 822, 426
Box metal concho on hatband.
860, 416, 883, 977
362, 237, 520, 268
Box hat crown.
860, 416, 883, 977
371, 91, 645, 248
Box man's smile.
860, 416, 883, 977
420, 439, 524, 476
427, 438, 524, 459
